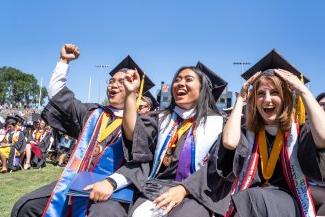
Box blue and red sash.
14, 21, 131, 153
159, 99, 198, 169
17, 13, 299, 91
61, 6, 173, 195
42, 108, 127, 217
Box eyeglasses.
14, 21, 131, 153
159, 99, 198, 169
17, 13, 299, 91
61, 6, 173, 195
319, 103, 325, 110
107, 78, 124, 87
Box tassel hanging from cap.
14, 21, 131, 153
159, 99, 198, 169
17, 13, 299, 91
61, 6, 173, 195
296, 74, 306, 125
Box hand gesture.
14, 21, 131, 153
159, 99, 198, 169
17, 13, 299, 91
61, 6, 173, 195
239, 71, 261, 101
153, 185, 188, 215
274, 69, 307, 95
123, 69, 141, 95
60, 44, 80, 63
84, 179, 114, 202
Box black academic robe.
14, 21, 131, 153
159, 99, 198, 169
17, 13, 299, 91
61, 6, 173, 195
8, 130, 26, 171
11, 87, 128, 217
30, 131, 54, 168
181, 124, 325, 217
117, 111, 218, 217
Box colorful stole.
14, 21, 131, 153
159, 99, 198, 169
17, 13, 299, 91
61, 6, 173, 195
42, 108, 125, 217
149, 112, 222, 180
225, 123, 316, 217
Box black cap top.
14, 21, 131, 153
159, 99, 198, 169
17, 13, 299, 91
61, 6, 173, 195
109, 55, 155, 92
5, 116, 18, 125
15, 114, 25, 124
241, 49, 310, 83
142, 91, 159, 111
195, 61, 228, 101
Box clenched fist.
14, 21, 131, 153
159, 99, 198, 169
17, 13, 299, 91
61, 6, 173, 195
60, 44, 80, 64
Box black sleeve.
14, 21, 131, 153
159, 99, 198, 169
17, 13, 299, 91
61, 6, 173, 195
41, 86, 97, 139
122, 112, 158, 163
15, 132, 26, 153
298, 124, 325, 181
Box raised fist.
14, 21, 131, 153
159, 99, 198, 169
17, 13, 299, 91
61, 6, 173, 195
60, 44, 80, 63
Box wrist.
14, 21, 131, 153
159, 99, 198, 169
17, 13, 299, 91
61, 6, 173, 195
179, 185, 189, 197
59, 57, 70, 64
105, 177, 117, 191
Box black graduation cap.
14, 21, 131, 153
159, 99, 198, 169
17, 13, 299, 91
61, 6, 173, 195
142, 91, 159, 111
5, 116, 18, 125
241, 49, 310, 83
109, 55, 155, 92
195, 61, 228, 101
15, 114, 25, 124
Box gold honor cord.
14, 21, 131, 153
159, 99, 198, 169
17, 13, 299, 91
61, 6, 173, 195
296, 74, 306, 125
97, 113, 122, 143
135, 73, 145, 109
258, 129, 284, 181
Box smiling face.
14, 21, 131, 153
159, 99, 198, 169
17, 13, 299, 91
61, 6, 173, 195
106, 71, 126, 109
255, 78, 284, 125
172, 68, 201, 110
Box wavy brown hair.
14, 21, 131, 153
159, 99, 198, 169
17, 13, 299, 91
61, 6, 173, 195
246, 73, 294, 133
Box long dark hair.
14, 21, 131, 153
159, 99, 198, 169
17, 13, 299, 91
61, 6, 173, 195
164, 66, 220, 125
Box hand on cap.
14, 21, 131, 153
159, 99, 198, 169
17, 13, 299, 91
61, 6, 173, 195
83, 179, 114, 202
274, 69, 307, 95
60, 44, 80, 64
123, 69, 141, 95
239, 71, 261, 101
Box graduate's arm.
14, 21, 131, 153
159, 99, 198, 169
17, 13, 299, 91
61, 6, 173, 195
48, 44, 80, 98
275, 69, 325, 149
43, 44, 95, 138
122, 69, 141, 141
223, 72, 260, 150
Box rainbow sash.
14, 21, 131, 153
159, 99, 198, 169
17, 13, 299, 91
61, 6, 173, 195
42, 108, 130, 217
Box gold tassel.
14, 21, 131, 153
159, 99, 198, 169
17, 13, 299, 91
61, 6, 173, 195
296, 74, 306, 125
135, 73, 145, 109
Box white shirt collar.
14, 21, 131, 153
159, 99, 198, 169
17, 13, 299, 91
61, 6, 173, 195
108, 106, 124, 118
265, 125, 278, 136
173, 106, 196, 120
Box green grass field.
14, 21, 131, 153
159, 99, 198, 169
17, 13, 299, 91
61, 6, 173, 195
0, 164, 63, 217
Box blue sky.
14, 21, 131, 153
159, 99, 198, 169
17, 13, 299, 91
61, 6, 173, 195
1, 0, 325, 104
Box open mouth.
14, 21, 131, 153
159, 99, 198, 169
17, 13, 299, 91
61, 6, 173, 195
109, 90, 119, 97
176, 90, 187, 96
263, 107, 276, 115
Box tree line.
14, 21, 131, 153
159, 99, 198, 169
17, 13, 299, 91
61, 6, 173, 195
0, 66, 48, 107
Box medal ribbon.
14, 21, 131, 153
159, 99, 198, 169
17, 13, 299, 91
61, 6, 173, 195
258, 129, 284, 181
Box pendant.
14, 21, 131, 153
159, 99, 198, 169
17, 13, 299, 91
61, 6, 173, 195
162, 154, 173, 167
93, 144, 103, 157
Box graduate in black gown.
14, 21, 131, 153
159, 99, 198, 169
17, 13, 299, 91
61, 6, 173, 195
11, 44, 154, 217
93, 62, 227, 217
180, 50, 325, 217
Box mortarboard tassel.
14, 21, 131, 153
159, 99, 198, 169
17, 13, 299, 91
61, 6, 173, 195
296, 74, 306, 125
135, 73, 145, 109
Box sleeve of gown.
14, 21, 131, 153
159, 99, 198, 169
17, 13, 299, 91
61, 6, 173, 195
298, 123, 325, 182
122, 112, 158, 163
113, 161, 151, 192
181, 135, 236, 214
41, 86, 97, 139
15, 132, 26, 153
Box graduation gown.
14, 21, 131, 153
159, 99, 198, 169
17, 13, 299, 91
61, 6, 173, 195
8, 130, 26, 171
11, 87, 128, 217
118, 111, 222, 217
181, 124, 325, 217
